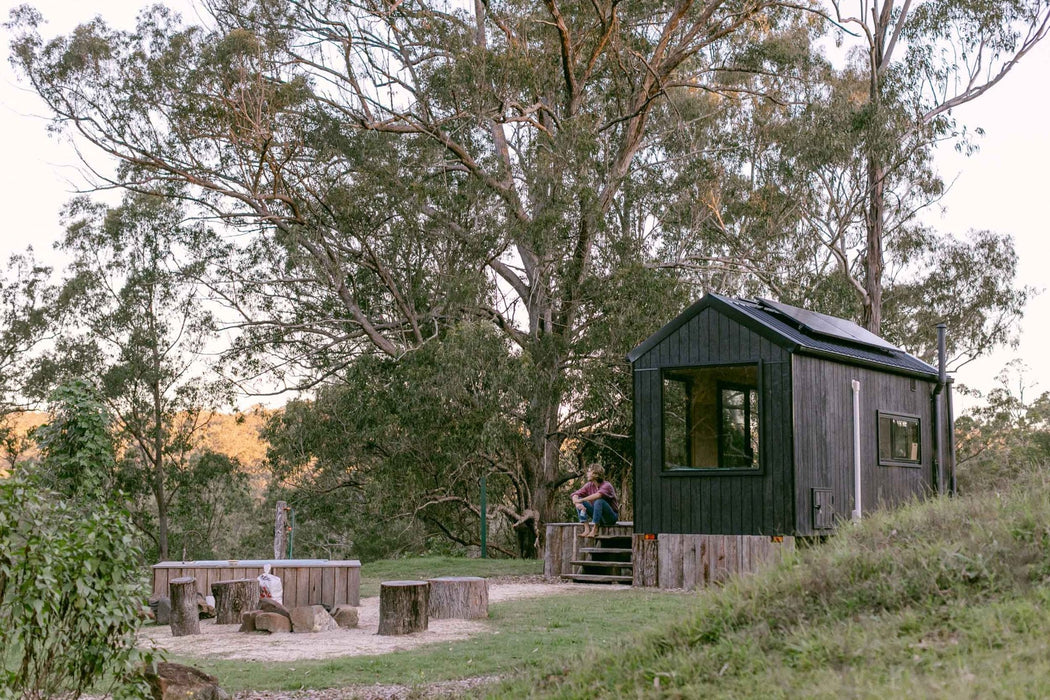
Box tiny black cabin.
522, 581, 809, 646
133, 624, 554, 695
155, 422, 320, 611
628, 294, 955, 538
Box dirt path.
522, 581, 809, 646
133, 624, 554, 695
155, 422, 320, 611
141, 581, 620, 662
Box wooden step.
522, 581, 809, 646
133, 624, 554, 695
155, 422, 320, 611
579, 547, 632, 555
561, 573, 633, 584
578, 533, 633, 543
570, 559, 633, 569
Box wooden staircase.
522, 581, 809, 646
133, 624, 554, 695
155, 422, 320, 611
562, 532, 634, 584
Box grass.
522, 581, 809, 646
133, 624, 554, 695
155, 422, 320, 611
491, 464, 1050, 698
179, 586, 700, 692
169, 465, 1050, 698
357, 555, 542, 598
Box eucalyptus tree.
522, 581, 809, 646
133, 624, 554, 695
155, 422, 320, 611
0, 252, 51, 468
10, 1, 811, 554
817, 0, 1049, 335
36, 193, 230, 560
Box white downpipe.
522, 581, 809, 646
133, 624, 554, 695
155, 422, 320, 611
851, 379, 862, 522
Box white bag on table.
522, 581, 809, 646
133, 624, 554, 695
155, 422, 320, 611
257, 563, 284, 604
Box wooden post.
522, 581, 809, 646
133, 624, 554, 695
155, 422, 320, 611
377, 580, 429, 635
169, 577, 200, 637
274, 501, 288, 559
427, 577, 488, 619
632, 534, 658, 588
211, 578, 260, 625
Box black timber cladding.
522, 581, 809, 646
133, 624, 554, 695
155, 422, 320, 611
631, 303, 795, 536
628, 293, 943, 538
791, 355, 934, 536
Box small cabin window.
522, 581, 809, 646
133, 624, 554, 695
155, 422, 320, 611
878, 412, 921, 466
662, 364, 760, 472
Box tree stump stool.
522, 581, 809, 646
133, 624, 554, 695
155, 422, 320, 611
211, 578, 260, 625
427, 576, 488, 619
169, 577, 201, 637
377, 580, 429, 635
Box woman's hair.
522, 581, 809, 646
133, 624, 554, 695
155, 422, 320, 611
586, 464, 605, 481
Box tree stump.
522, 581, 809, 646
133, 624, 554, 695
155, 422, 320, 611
211, 578, 260, 625
169, 577, 201, 637
427, 576, 488, 619
377, 580, 429, 635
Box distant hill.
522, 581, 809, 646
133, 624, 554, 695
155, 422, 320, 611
199, 407, 274, 474
0, 407, 276, 480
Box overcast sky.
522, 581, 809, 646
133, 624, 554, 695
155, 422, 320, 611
2, 1, 1048, 411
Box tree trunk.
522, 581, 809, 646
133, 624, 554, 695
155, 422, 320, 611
427, 577, 488, 619
169, 577, 200, 637
274, 501, 288, 559
863, 155, 885, 335
211, 578, 260, 625
377, 580, 429, 635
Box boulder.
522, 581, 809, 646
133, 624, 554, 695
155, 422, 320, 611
239, 610, 258, 633
144, 662, 229, 700
259, 597, 292, 620
290, 605, 339, 633
254, 612, 292, 634
331, 605, 359, 629
156, 597, 172, 625
148, 595, 172, 625
196, 592, 215, 619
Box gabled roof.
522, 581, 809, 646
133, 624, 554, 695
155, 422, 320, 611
627, 293, 939, 379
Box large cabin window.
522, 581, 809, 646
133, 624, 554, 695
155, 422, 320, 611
662, 364, 760, 472
878, 412, 921, 466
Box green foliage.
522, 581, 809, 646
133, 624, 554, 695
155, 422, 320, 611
34, 192, 232, 561
0, 478, 152, 700
955, 361, 1050, 493
8, 0, 1042, 563
0, 251, 53, 472
263, 323, 534, 559
32, 380, 115, 501
155, 449, 254, 561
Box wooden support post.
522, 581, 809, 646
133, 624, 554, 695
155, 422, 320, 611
632, 534, 658, 587
427, 576, 488, 619
169, 577, 200, 637
274, 501, 288, 560
377, 580, 429, 635
211, 578, 260, 625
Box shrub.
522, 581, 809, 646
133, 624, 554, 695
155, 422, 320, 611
0, 477, 153, 700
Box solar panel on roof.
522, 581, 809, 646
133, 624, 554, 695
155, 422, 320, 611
756, 298, 900, 353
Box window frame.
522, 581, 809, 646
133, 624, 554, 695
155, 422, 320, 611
877, 410, 923, 468
716, 380, 759, 470
659, 361, 764, 477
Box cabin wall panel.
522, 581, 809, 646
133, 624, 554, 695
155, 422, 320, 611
792, 355, 934, 535
632, 306, 793, 536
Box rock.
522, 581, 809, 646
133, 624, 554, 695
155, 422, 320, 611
239, 610, 258, 632
331, 605, 359, 629
196, 592, 215, 619
155, 597, 172, 626
144, 662, 229, 700
259, 597, 292, 620
290, 605, 339, 633
254, 612, 292, 634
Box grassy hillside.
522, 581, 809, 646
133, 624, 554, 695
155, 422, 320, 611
491, 466, 1050, 698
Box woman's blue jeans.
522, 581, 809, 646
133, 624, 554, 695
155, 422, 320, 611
577, 499, 618, 526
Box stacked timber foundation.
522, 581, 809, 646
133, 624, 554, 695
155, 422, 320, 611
545, 524, 794, 590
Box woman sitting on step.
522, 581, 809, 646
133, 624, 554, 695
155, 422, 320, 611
571, 464, 619, 538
